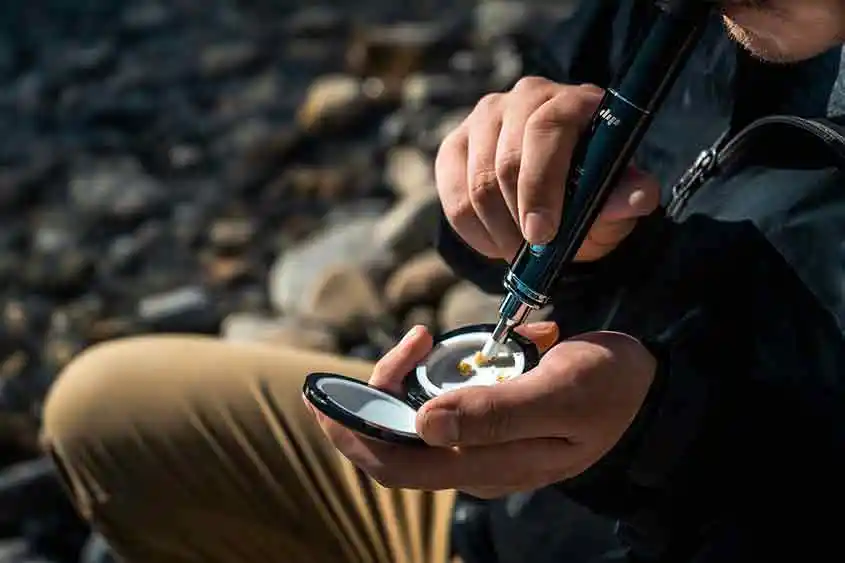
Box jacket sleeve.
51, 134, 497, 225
557, 174, 845, 558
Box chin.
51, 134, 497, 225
723, 15, 843, 64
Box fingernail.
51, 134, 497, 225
523, 211, 553, 243
628, 188, 648, 212
401, 326, 418, 344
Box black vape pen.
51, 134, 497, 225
483, 0, 715, 355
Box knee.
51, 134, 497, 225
41, 337, 167, 459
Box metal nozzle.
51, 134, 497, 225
480, 292, 534, 357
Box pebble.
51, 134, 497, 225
385, 249, 459, 312
374, 194, 441, 262
439, 282, 504, 332
268, 217, 386, 316
136, 286, 220, 333
222, 313, 339, 353
300, 265, 386, 335
384, 146, 435, 199
68, 157, 167, 222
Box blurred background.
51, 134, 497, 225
0, 0, 582, 561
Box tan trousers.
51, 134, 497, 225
40, 336, 457, 563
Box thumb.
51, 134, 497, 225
416, 359, 571, 447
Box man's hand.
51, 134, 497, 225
308, 324, 656, 499
436, 77, 660, 262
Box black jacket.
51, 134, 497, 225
440, 1, 845, 561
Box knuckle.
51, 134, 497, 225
473, 93, 503, 116
495, 149, 521, 185
526, 89, 591, 132
511, 76, 550, 94
444, 195, 474, 222
468, 167, 499, 202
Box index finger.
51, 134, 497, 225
517, 87, 604, 244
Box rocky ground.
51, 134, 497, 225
0, 0, 580, 561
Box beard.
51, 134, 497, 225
722, 1, 844, 64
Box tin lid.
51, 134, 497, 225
302, 324, 540, 446
303, 372, 423, 446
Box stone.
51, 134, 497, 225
137, 286, 221, 333
423, 107, 472, 149
207, 218, 257, 252
268, 217, 391, 316
284, 167, 355, 201
297, 74, 391, 133
385, 249, 459, 312
201, 253, 253, 288
121, 2, 174, 34
402, 73, 485, 110
282, 6, 349, 39
473, 1, 578, 45
374, 195, 441, 262
224, 126, 303, 193
199, 41, 260, 78
438, 282, 503, 332
216, 72, 282, 119
300, 265, 386, 334
68, 157, 167, 222
222, 313, 339, 353
384, 146, 435, 199
346, 21, 467, 81
402, 306, 438, 334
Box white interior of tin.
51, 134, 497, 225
415, 331, 526, 397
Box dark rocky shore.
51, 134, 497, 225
0, 1, 579, 561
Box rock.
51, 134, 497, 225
402, 73, 486, 109
384, 146, 435, 199
207, 217, 258, 253
121, 2, 174, 35
199, 41, 260, 78
224, 126, 303, 193
222, 313, 338, 353
346, 21, 468, 81
282, 6, 350, 40
216, 72, 282, 120
284, 166, 356, 201
438, 282, 502, 332
0, 154, 62, 212
300, 265, 386, 334
268, 217, 391, 316
385, 250, 459, 312
423, 107, 472, 149
374, 195, 440, 262
23, 250, 94, 297
200, 253, 253, 288
136, 286, 221, 333
402, 306, 438, 334
50, 41, 116, 82
68, 157, 167, 222
297, 74, 393, 133
473, 1, 578, 45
